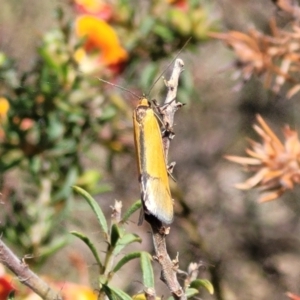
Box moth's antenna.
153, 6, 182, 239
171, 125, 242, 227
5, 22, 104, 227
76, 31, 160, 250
98, 78, 140, 100
147, 37, 192, 97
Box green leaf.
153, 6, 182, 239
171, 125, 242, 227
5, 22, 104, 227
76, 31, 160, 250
53, 167, 78, 201
113, 233, 142, 256
8, 291, 15, 300
70, 231, 103, 271
185, 288, 199, 298
140, 252, 154, 288
140, 16, 155, 36
92, 184, 112, 194
73, 186, 108, 234
153, 24, 174, 41
47, 112, 64, 140
140, 64, 159, 92
190, 279, 214, 295
121, 200, 142, 224
39, 236, 68, 258
110, 224, 122, 247
100, 105, 117, 121
112, 252, 141, 273
168, 9, 192, 36
102, 284, 132, 300
76, 170, 101, 188
0, 157, 23, 172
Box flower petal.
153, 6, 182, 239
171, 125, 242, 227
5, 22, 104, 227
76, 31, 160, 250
256, 114, 284, 150
225, 155, 262, 165
75, 15, 128, 66
74, 0, 113, 20
0, 97, 9, 122
235, 168, 269, 189
258, 190, 283, 202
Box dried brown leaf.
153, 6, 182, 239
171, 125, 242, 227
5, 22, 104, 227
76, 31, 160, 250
287, 84, 300, 98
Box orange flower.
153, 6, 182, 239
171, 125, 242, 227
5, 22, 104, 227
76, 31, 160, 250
167, 0, 188, 11
23, 282, 97, 300
75, 15, 128, 67
0, 266, 14, 299
20, 118, 35, 131
74, 0, 112, 20
0, 97, 9, 140
225, 115, 300, 202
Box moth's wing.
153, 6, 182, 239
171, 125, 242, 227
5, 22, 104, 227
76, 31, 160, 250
141, 174, 173, 224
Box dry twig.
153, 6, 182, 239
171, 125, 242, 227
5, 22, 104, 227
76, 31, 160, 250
0, 238, 62, 300
145, 58, 186, 300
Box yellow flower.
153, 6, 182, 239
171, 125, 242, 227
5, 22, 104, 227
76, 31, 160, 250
226, 115, 300, 202
132, 292, 161, 300
75, 15, 128, 66
59, 282, 97, 300
73, 48, 102, 73
0, 97, 9, 122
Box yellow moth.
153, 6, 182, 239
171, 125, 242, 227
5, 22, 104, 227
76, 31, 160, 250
133, 98, 173, 224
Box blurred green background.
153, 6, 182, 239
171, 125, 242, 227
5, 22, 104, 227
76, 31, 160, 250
1, 1, 300, 300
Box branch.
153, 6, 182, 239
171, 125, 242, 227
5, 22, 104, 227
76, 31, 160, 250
145, 215, 185, 300
0, 238, 62, 300
146, 58, 186, 300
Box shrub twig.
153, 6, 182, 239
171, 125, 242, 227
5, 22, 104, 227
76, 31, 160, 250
146, 58, 186, 300
0, 238, 62, 300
